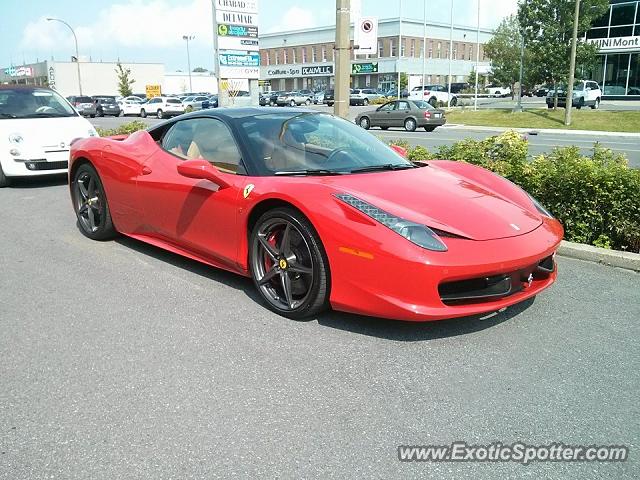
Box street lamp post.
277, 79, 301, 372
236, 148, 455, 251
46, 17, 82, 95
182, 35, 195, 92
513, 34, 525, 112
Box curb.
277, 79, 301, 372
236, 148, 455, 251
557, 240, 640, 272
441, 124, 640, 138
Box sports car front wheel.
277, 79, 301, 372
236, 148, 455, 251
250, 208, 329, 320
72, 164, 117, 240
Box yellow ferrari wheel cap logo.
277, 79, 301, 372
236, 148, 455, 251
279, 259, 288, 269
243, 184, 255, 199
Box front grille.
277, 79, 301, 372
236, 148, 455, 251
438, 255, 555, 305
25, 161, 68, 171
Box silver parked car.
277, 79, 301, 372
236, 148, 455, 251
355, 99, 446, 132
276, 91, 313, 107
182, 95, 210, 112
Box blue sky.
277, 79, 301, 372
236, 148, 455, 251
2, 0, 517, 71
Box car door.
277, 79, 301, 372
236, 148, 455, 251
136, 117, 245, 269
393, 101, 412, 127
373, 101, 397, 127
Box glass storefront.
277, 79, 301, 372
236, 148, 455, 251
587, 1, 640, 97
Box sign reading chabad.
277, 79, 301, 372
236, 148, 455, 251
213, 0, 260, 79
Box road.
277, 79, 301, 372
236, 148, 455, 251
1, 177, 639, 479
91, 104, 640, 168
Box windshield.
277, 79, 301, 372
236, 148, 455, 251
0, 88, 77, 118
239, 112, 412, 176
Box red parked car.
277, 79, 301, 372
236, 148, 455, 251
69, 108, 563, 321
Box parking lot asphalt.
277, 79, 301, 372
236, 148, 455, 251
91, 102, 640, 169
1, 177, 639, 479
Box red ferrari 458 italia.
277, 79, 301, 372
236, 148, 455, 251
69, 108, 563, 321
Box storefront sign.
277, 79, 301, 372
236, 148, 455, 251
219, 52, 260, 67
217, 23, 258, 38
215, 0, 258, 13
219, 66, 259, 78
301, 65, 333, 76
352, 62, 378, 74
4, 66, 33, 77
215, 10, 258, 26
218, 36, 259, 51
587, 36, 640, 52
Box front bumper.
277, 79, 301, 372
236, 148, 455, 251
326, 218, 563, 322
2, 151, 69, 177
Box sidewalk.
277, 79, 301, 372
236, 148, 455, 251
442, 123, 640, 138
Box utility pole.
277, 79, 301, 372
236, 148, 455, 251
447, 0, 454, 107
513, 34, 525, 112
334, 0, 350, 118
565, 0, 580, 126
183, 35, 195, 92
397, 0, 402, 99
474, 0, 480, 111
422, 0, 427, 88
46, 18, 82, 95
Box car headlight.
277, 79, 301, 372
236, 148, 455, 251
335, 193, 448, 252
528, 194, 554, 218
9, 133, 23, 144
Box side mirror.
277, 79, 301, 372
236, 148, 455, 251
177, 159, 231, 189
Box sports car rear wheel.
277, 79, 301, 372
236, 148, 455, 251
250, 208, 329, 320
72, 164, 117, 240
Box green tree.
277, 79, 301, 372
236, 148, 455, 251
518, 0, 609, 108
115, 62, 135, 97
399, 72, 408, 91
484, 15, 523, 99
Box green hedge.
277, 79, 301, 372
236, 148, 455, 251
96, 120, 148, 137
389, 131, 640, 252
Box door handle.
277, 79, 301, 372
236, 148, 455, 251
141, 166, 152, 175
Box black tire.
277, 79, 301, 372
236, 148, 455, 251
591, 98, 600, 110
0, 164, 10, 188
250, 207, 330, 320
359, 116, 370, 129
381, 126, 389, 130
404, 117, 417, 132
97, 109, 104, 117
140, 109, 147, 118
428, 97, 437, 107
305, 98, 311, 105
450, 97, 457, 107
157, 109, 164, 119
363, 98, 369, 106
90, 114, 95, 118
290, 100, 296, 107
547, 103, 553, 109
424, 126, 436, 132
72, 163, 117, 241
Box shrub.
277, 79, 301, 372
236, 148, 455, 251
388, 131, 640, 252
370, 96, 392, 105
96, 120, 148, 137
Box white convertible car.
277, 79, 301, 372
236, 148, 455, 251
0, 85, 97, 187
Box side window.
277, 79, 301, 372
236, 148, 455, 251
379, 102, 395, 111
397, 101, 410, 110
162, 118, 242, 174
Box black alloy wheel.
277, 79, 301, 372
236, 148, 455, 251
250, 208, 329, 319
73, 164, 117, 240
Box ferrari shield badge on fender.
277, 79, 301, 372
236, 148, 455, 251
243, 184, 255, 199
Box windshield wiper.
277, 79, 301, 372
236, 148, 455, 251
350, 163, 416, 174
274, 169, 346, 176
0, 113, 17, 118
24, 112, 74, 118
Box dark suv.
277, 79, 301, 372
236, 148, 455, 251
92, 96, 121, 117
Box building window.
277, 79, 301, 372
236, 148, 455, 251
378, 40, 383, 57
391, 38, 397, 57
312, 46, 317, 62
275, 49, 279, 65
437, 42, 441, 59
410, 39, 416, 57
292, 48, 297, 63
301, 47, 307, 63
264, 51, 270, 66
283, 49, 288, 64
400, 39, 406, 56
322, 45, 327, 61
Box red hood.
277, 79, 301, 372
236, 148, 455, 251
321, 166, 542, 241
